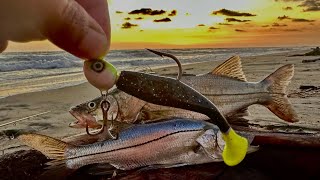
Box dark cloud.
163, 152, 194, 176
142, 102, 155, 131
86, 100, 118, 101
303, 6, 320, 11
197, 24, 205, 26
278, 15, 291, 20
218, 23, 232, 25
153, 18, 171, 22
168, 10, 177, 16
225, 18, 251, 22
212, 9, 256, 16
272, 23, 288, 27
299, 0, 320, 11
129, 8, 166, 15
208, 26, 219, 30
274, 0, 302, 2
135, 17, 144, 20
235, 29, 246, 32
283, 6, 293, 10
277, 15, 315, 22
262, 25, 269, 27
275, 0, 320, 12
116, 11, 123, 14
292, 18, 315, 22
121, 22, 138, 29
124, 17, 131, 20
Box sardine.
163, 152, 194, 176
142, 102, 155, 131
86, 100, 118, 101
69, 56, 298, 128
18, 118, 257, 171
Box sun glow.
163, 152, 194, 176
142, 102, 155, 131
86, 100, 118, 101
6, 0, 320, 51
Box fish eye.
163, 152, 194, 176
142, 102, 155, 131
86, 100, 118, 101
91, 60, 105, 72
87, 102, 96, 109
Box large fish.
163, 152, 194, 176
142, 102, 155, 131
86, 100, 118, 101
69, 56, 298, 129
18, 118, 256, 171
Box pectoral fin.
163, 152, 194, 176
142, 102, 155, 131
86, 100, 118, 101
196, 129, 223, 160
196, 129, 259, 162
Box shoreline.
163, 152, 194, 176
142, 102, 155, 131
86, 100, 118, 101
3, 45, 313, 53
1, 49, 319, 154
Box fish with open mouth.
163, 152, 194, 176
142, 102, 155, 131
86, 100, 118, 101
69, 56, 298, 129
18, 118, 257, 173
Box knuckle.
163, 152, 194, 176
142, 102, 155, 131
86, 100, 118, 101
60, 1, 89, 44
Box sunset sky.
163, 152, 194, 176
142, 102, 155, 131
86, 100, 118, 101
6, 0, 320, 51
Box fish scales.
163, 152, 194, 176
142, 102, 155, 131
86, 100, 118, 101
66, 119, 210, 169
69, 56, 298, 129
182, 75, 264, 95
68, 131, 205, 170
18, 118, 257, 172
208, 94, 269, 116
181, 75, 270, 115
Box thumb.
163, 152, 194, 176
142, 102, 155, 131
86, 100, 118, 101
41, 0, 108, 59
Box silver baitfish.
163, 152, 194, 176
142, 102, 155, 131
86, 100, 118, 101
18, 118, 257, 171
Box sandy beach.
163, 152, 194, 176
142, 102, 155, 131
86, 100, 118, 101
0, 49, 319, 154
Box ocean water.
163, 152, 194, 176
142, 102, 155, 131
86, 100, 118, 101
0, 47, 307, 98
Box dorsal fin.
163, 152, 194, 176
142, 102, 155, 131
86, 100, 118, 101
211, 56, 247, 81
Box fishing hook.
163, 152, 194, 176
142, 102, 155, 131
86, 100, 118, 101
108, 114, 118, 139
86, 92, 118, 139
86, 99, 109, 136
102, 100, 118, 140
110, 93, 121, 122
133, 102, 148, 123
107, 94, 120, 139
146, 48, 182, 80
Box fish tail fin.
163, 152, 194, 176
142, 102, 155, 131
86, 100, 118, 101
18, 133, 77, 178
18, 133, 68, 160
261, 64, 299, 122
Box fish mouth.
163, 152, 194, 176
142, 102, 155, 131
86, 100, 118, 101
69, 110, 102, 129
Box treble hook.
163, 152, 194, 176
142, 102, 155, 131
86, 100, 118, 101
102, 100, 118, 140
86, 99, 109, 136
146, 48, 182, 80
86, 95, 118, 139
110, 93, 121, 122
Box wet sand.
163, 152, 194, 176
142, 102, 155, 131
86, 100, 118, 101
0, 49, 319, 154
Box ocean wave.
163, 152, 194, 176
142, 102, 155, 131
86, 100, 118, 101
0, 53, 82, 72
0, 47, 303, 72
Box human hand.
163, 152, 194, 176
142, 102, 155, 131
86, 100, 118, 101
0, 0, 110, 59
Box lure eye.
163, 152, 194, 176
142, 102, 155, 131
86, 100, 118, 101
91, 60, 105, 72
87, 102, 96, 109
